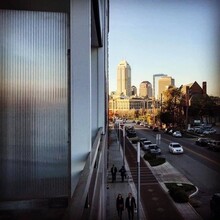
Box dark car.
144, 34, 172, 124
195, 138, 210, 146
139, 137, 148, 143
153, 126, 159, 131
147, 144, 161, 155
126, 127, 137, 138
208, 140, 220, 151
210, 193, 220, 218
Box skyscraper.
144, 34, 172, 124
153, 73, 167, 98
158, 76, 175, 98
117, 60, 131, 96
139, 81, 152, 98
131, 85, 137, 96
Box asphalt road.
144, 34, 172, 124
134, 125, 220, 220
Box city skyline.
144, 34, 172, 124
109, 0, 220, 97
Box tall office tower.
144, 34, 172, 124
158, 76, 175, 98
131, 85, 137, 96
139, 81, 152, 98
153, 73, 167, 98
117, 60, 131, 96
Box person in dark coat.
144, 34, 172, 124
125, 193, 136, 220
116, 193, 124, 220
111, 164, 117, 182
119, 165, 126, 182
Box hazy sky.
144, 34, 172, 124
109, 0, 220, 96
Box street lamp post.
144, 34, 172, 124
123, 125, 125, 166
118, 122, 120, 148
137, 142, 140, 220
185, 86, 190, 129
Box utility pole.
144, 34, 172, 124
137, 142, 140, 220
123, 125, 125, 166
185, 86, 189, 129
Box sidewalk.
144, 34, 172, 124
106, 129, 146, 220
107, 128, 202, 220
147, 161, 202, 220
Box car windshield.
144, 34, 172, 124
172, 144, 181, 148
144, 141, 151, 145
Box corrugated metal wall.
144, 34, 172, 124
0, 10, 69, 200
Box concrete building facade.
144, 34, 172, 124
139, 81, 152, 98
158, 76, 175, 99
131, 85, 137, 96
117, 60, 131, 96
153, 73, 167, 98
0, 1, 109, 219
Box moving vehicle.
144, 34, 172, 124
172, 131, 182, 137
169, 142, 184, 154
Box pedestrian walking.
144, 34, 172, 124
116, 193, 124, 220
125, 192, 136, 220
119, 165, 126, 182
111, 164, 117, 183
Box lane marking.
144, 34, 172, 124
135, 128, 220, 167
183, 146, 220, 167
160, 135, 220, 167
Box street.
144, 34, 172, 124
134, 125, 220, 220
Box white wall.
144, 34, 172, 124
70, 0, 92, 194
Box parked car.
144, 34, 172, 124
208, 140, 220, 151
203, 128, 216, 135
153, 126, 159, 131
169, 142, 184, 154
187, 128, 195, 132
195, 138, 210, 146
147, 144, 161, 155
195, 128, 204, 134
210, 193, 220, 218
168, 129, 174, 134
139, 137, 148, 143
141, 140, 152, 151
172, 131, 182, 137
144, 123, 148, 128
126, 127, 136, 138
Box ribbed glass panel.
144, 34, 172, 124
0, 10, 69, 200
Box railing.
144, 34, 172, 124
63, 127, 107, 220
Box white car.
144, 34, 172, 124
203, 128, 216, 135
141, 140, 152, 151
172, 131, 182, 137
169, 142, 184, 154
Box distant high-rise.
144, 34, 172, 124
131, 85, 137, 96
139, 81, 152, 98
117, 60, 131, 96
153, 73, 167, 98
158, 76, 175, 98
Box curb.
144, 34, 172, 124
129, 138, 202, 220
